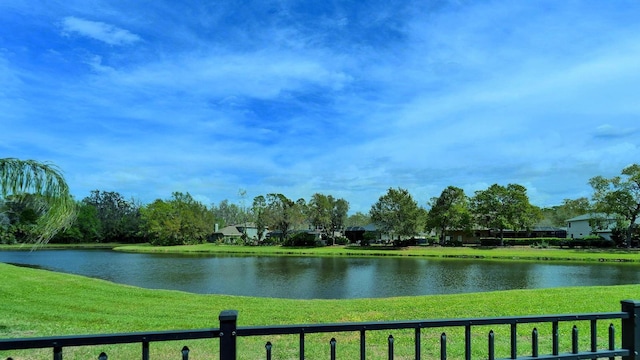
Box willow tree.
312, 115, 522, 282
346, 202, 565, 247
0, 158, 76, 244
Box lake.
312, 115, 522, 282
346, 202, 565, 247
1, 249, 638, 299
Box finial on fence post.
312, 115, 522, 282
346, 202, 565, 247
488, 330, 495, 360
265, 341, 272, 360
219, 310, 238, 360
621, 300, 640, 360
330, 338, 337, 360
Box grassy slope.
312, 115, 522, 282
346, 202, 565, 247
2, 262, 640, 359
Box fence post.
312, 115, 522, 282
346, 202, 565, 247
219, 310, 238, 360
53, 346, 62, 360
622, 300, 640, 360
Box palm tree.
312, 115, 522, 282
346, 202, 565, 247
1, 158, 76, 244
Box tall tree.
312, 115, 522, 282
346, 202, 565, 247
370, 188, 422, 241
307, 193, 332, 234
345, 212, 371, 227
263, 193, 303, 243
0, 158, 76, 244
330, 197, 349, 237
211, 199, 246, 226
140, 192, 215, 246
540, 197, 591, 227
590, 164, 640, 246
252, 195, 267, 242
426, 186, 471, 245
307, 194, 349, 244
471, 184, 540, 244
53, 201, 102, 243
83, 190, 141, 243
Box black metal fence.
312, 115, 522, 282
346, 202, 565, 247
1, 300, 639, 359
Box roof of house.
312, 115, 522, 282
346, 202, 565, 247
566, 213, 617, 222
531, 226, 566, 232
345, 223, 379, 232
217, 225, 243, 236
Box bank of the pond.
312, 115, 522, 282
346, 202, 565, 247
1, 262, 639, 359
113, 243, 640, 263
3, 243, 640, 263
0, 263, 640, 359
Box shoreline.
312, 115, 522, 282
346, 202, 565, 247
113, 243, 640, 263
2, 242, 640, 263
1, 261, 640, 359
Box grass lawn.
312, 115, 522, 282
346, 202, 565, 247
1, 261, 640, 359
113, 243, 640, 263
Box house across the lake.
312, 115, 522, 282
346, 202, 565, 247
566, 213, 619, 240
445, 226, 567, 245
209, 222, 266, 244
344, 224, 392, 243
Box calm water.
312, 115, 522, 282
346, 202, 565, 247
1, 250, 639, 299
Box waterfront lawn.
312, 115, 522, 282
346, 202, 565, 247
1, 262, 640, 359
114, 243, 640, 263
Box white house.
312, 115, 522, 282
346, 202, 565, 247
566, 214, 617, 240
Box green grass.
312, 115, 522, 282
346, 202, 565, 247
2, 262, 640, 359
113, 243, 640, 263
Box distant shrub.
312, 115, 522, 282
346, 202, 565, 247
426, 237, 438, 245
393, 238, 419, 247
531, 240, 549, 249
480, 238, 502, 246
361, 232, 378, 246
443, 238, 463, 247
0, 227, 16, 245
334, 236, 349, 245
559, 237, 614, 249
504, 238, 565, 247
284, 232, 317, 247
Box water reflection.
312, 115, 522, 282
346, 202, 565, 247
0, 250, 639, 299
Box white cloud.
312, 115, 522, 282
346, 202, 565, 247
3, 1, 640, 210
61, 16, 141, 45
104, 50, 352, 100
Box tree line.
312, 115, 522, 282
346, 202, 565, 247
2, 158, 639, 246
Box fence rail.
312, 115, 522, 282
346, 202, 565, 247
1, 300, 639, 359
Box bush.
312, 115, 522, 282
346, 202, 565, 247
480, 238, 502, 246
503, 238, 565, 247
284, 232, 317, 247
0, 228, 16, 244
334, 236, 349, 245
443, 238, 463, 247
393, 238, 419, 247
531, 240, 549, 249
360, 232, 378, 246
559, 237, 615, 249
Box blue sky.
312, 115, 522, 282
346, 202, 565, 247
2, 0, 639, 213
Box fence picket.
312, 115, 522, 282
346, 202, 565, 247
532, 327, 538, 357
